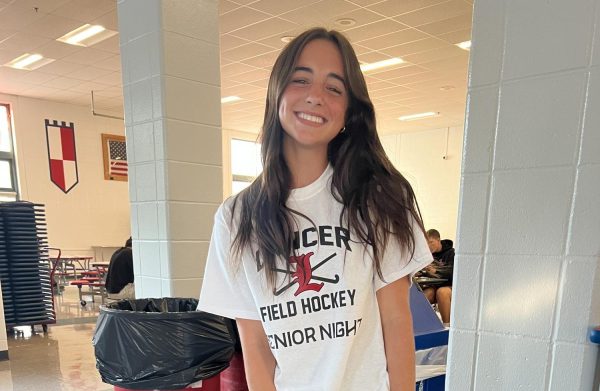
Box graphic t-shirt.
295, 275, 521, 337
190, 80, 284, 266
198, 165, 432, 391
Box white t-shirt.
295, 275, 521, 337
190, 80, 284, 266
198, 165, 432, 391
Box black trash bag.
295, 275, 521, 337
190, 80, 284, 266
93, 297, 236, 390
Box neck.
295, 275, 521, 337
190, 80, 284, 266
283, 140, 329, 189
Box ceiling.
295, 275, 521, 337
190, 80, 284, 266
0, 0, 473, 134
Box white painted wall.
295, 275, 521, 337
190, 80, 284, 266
0, 93, 130, 255
381, 125, 463, 241
448, 0, 600, 389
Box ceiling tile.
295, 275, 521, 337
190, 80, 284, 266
367, 64, 428, 79
228, 68, 271, 84
357, 28, 429, 50
358, 51, 398, 64
0, 29, 14, 42
437, 28, 471, 45
221, 62, 262, 79
366, 0, 448, 17
60, 48, 115, 65
24, 14, 83, 40
221, 42, 274, 61
415, 12, 472, 36
37, 59, 87, 76
0, 32, 51, 52
0, 48, 24, 63
0, 3, 46, 31
343, 19, 408, 43
69, 80, 112, 94
92, 35, 120, 54
221, 34, 251, 51
279, 0, 359, 28
229, 17, 299, 44
393, 0, 472, 26
94, 55, 122, 71
15, 0, 72, 14
17, 70, 58, 85
51, 0, 116, 23
386, 70, 437, 85
381, 37, 450, 58
0, 66, 29, 82
220, 0, 242, 15
334, 8, 386, 30
20, 85, 62, 98
91, 9, 119, 31
348, 0, 388, 6
241, 50, 280, 69
219, 6, 271, 34
403, 44, 467, 64
247, 0, 320, 17
92, 86, 123, 98
35, 40, 82, 60
42, 76, 84, 90
68, 66, 114, 81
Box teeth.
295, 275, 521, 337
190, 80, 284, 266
298, 112, 324, 124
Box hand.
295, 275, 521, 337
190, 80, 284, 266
424, 265, 440, 278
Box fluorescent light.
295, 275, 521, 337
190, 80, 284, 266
398, 112, 439, 121
456, 40, 471, 50
360, 57, 403, 72
12, 54, 42, 68
57, 24, 117, 47
4, 53, 55, 70
221, 96, 242, 104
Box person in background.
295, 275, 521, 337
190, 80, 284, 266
105, 237, 134, 299
422, 229, 454, 325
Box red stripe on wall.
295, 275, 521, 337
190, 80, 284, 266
60, 127, 76, 161
50, 159, 65, 190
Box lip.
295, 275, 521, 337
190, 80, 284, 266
294, 111, 327, 125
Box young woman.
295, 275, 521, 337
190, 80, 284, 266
198, 28, 432, 391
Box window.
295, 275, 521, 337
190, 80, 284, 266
230, 138, 262, 194
0, 104, 18, 201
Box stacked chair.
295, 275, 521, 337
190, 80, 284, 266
0, 201, 55, 332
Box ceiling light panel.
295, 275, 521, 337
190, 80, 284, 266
456, 40, 471, 50
4, 53, 55, 71
360, 57, 404, 72
57, 24, 118, 47
398, 112, 440, 121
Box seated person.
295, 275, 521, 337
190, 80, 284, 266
105, 237, 135, 299
420, 229, 454, 325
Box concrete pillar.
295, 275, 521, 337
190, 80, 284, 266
448, 0, 600, 389
117, 0, 222, 299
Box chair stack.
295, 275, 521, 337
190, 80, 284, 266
0, 201, 55, 330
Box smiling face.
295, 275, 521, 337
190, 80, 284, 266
278, 39, 349, 157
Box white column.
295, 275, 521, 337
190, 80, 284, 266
117, 0, 222, 299
448, 0, 600, 389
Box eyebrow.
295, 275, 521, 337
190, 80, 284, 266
294, 66, 346, 85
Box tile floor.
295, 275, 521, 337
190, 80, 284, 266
0, 286, 112, 391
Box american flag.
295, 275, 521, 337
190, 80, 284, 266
108, 140, 128, 177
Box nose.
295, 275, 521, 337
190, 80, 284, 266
305, 83, 324, 106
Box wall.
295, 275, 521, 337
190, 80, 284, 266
448, 0, 600, 389
381, 125, 463, 241
0, 93, 130, 255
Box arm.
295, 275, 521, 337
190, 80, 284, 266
377, 276, 415, 391
236, 318, 277, 391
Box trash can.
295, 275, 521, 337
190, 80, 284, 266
93, 298, 237, 391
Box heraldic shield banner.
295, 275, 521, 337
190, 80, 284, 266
45, 119, 79, 193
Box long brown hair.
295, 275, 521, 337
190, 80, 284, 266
231, 27, 425, 289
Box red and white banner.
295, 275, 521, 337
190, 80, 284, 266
45, 119, 79, 193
